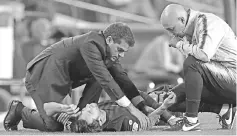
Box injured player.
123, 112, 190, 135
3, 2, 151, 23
4, 91, 181, 132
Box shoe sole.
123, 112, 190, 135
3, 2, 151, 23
3, 100, 19, 131
230, 109, 236, 129
182, 122, 200, 131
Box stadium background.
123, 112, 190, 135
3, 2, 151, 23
0, 0, 236, 135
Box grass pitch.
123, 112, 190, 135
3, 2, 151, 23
0, 113, 236, 135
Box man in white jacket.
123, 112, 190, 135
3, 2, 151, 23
160, 4, 236, 131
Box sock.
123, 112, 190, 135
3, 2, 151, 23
184, 63, 203, 118
219, 104, 229, 116
186, 116, 198, 123
167, 116, 176, 125
186, 99, 200, 117
161, 110, 173, 122
136, 101, 149, 115
139, 91, 161, 109
16, 102, 25, 118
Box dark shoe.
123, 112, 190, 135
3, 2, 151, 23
3, 100, 23, 131
218, 104, 236, 129
163, 117, 184, 131
182, 116, 200, 131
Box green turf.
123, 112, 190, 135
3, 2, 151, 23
0, 113, 236, 135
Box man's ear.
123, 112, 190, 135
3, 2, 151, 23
105, 36, 113, 45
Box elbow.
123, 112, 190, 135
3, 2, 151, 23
199, 55, 209, 62
196, 49, 210, 62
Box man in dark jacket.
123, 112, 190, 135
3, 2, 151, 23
4, 22, 150, 131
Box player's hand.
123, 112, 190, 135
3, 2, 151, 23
61, 104, 79, 115
127, 103, 151, 130
162, 91, 176, 108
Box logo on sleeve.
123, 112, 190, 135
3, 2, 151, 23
129, 120, 133, 125
132, 122, 139, 131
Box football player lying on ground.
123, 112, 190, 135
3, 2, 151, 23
148, 85, 236, 131
4, 92, 180, 132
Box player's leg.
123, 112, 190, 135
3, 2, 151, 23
4, 100, 63, 131
181, 56, 236, 131
77, 78, 102, 109
21, 106, 63, 131
139, 90, 183, 128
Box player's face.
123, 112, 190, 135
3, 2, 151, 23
78, 103, 101, 125
106, 37, 129, 61
165, 20, 186, 38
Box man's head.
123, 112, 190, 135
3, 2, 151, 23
70, 118, 102, 133
160, 4, 188, 38
103, 22, 135, 61
70, 103, 105, 133
77, 103, 106, 126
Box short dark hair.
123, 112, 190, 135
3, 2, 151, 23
103, 22, 135, 47
70, 119, 102, 133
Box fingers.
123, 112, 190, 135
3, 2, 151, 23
64, 104, 80, 115
70, 110, 81, 118
139, 114, 148, 130
140, 117, 147, 130
141, 114, 151, 130
145, 116, 152, 129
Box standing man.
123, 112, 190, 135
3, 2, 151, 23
160, 4, 236, 131
4, 22, 150, 131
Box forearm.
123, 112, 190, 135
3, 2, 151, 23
148, 104, 167, 126
44, 102, 64, 116
176, 41, 209, 62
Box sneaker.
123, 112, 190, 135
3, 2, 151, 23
164, 118, 184, 131
182, 117, 200, 131
218, 104, 236, 129
3, 100, 23, 131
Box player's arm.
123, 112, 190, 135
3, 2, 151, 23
148, 92, 176, 126
44, 102, 79, 117
108, 62, 144, 106
176, 15, 225, 62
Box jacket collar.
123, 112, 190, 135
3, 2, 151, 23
184, 9, 199, 36
99, 31, 110, 59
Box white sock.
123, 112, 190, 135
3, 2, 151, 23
219, 104, 229, 116
167, 116, 176, 125
168, 116, 176, 122
186, 116, 198, 123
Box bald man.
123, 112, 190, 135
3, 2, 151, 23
160, 4, 236, 131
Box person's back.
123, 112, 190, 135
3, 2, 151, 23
186, 10, 237, 67
26, 31, 107, 85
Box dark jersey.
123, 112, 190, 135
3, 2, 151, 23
53, 101, 141, 132
99, 101, 140, 131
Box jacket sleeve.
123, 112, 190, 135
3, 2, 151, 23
80, 42, 131, 107
176, 15, 225, 62
108, 63, 140, 100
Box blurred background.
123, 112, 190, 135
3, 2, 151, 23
0, 0, 236, 112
